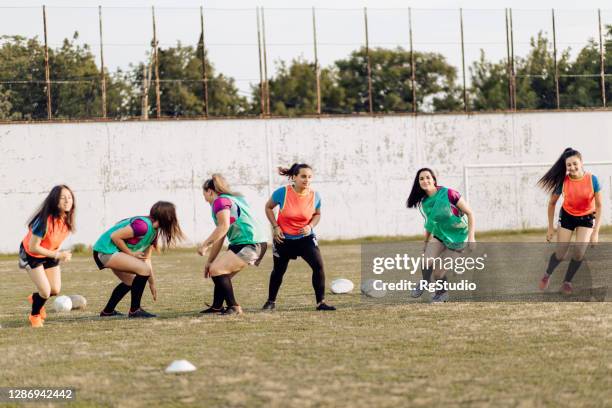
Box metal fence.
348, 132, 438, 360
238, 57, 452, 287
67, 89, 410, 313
1, 6, 612, 121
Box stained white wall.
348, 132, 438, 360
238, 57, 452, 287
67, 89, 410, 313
1, 111, 611, 253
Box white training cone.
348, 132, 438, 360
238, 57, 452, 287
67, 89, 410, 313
165, 360, 197, 374
69, 295, 87, 310
330, 278, 354, 294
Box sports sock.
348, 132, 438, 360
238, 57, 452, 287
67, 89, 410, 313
211, 280, 225, 309
31, 292, 47, 315
130, 275, 149, 312
422, 266, 433, 283
564, 259, 582, 283
103, 282, 131, 313
435, 275, 448, 294
546, 253, 562, 275
212, 275, 237, 307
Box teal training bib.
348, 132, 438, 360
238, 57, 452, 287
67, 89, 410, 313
93, 216, 157, 254
211, 194, 266, 245
421, 187, 468, 250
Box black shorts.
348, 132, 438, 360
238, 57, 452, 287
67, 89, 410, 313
93, 251, 118, 270
273, 234, 319, 260
18, 244, 59, 270
432, 235, 466, 253
559, 208, 594, 231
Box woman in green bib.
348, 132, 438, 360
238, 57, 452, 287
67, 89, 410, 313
406, 168, 476, 302
198, 174, 267, 315
93, 201, 184, 318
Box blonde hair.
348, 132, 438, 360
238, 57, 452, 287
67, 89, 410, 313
202, 173, 241, 196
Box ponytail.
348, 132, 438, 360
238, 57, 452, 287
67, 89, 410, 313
202, 173, 241, 196
278, 163, 312, 179
537, 147, 582, 193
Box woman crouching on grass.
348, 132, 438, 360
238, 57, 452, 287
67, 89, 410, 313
537, 147, 602, 295
262, 163, 335, 311
198, 174, 267, 315
406, 168, 476, 302
19, 185, 75, 328
93, 201, 184, 318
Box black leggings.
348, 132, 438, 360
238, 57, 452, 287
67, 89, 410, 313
268, 237, 326, 303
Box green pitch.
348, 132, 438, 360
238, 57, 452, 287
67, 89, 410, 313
0, 232, 610, 407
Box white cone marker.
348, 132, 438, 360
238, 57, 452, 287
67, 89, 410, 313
165, 360, 197, 373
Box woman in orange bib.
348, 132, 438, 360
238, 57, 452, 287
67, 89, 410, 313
537, 148, 603, 295
19, 185, 75, 327
262, 163, 335, 311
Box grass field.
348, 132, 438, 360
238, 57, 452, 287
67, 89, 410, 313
0, 230, 611, 407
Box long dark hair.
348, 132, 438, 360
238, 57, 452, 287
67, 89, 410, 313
406, 168, 437, 208
149, 201, 184, 249
27, 185, 76, 231
278, 163, 312, 178
202, 173, 241, 196
537, 147, 582, 193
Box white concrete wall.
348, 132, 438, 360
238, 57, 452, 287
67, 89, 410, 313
1, 111, 611, 253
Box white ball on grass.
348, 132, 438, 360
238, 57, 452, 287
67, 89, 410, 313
53, 295, 72, 312
360, 279, 387, 298
330, 278, 354, 294
68, 295, 87, 310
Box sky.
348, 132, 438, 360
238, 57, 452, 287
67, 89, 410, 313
2, 0, 612, 97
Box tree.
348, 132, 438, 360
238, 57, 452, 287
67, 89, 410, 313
126, 40, 248, 118
251, 58, 345, 116
469, 51, 509, 111
333, 47, 462, 113
0, 34, 126, 119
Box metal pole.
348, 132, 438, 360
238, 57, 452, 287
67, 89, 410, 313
261, 6, 270, 116
409, 7, 417, 113
142, 63, 149, 119
99, 6, 107, 118
364, 7, 373, 114
42, 5, 52, 120
505, 9, 513, 110
598, 9, 606, 107
200, 6, 209, 117
256, 7, 265, 116
552, 8, 560, 109
312, 7, 321, 115
460, 8, 468, 112
152, 6, 161, 118
510, 8, 516, 110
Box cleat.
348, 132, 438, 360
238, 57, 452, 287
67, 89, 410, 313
431, 291, 449, 303
29, 314, 43, 328
410, 282, 426, 298
539, 274, 551, 291
99, 310, 124, 317
316, 302, 336, 311
200, 306, 224, 314
222, 305, 243, 315
128, 308, 157, 318
28, 294, 47, 320
262, 301, 276, 311
560, 282, 573, 296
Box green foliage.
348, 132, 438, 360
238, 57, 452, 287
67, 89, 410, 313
5, 26, 612, 119
251, 58, 344, 116
334, 47, 461, 113
125, 40, 248, 118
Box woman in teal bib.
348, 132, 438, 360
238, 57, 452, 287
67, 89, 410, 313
198, 174, 267, 315
93, 201, 184, 318
406, 168, 476, 302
